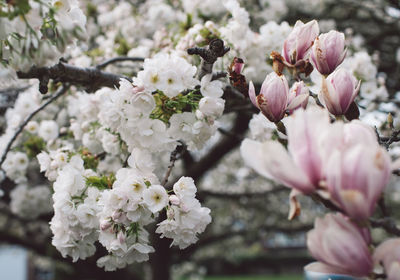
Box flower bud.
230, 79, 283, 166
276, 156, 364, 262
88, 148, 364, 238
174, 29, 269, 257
307, 213, 373, 277
282, 20, 319, 65
248, 72, 289, 122
320, 68, 360, 115
117, 231, 126, 244
100, 220, 112, 231
311, 30, 346, 75
169, 194, 180, 205
199, 97, 225, 119
373, 239, 400, 280
112, 210, 123, 221
232, 57, 244, 74
287, 81, 309, 112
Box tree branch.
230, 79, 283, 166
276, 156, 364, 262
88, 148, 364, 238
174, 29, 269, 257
187, 39, 230, 80
178, 223, 312, 259
0, 85, 70, 168
17, 60, 131, 94
370, 217, 400, 236
168, 111, 252, 189
161, 144, 187, 186
314, 192, 400, 237
96, 56, 144, 69
199, 186, 287, 200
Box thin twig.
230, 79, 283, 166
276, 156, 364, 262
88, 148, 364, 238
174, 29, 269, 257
309, 92, 324, 108
375, 126, 400, 150
384, 129, 400, 149
378, 196, 389, 217
370, 217, 400, 236
199, 186, 287, 199
96, 56, 144, 69
311, 193, 343, 212
0, 85, 70, 168
161, 145, 185, 187
314, 191, 400, 237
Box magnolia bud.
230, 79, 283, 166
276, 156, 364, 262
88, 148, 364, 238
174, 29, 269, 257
307, 213, 373, 277
320, 68, 360, 116
282, 20, 319, 65
287, 81, 309, 112
232, 57, 244, 74
373, 239, 400, 280
311, 31, 346, 75
248, 72, 289, 123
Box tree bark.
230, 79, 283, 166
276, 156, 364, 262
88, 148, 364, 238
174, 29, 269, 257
149, 212, 172, 280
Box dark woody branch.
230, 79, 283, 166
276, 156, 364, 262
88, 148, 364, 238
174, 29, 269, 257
187, 39, 230, 80
95, 56, 144, 69
167, 110, 252, 189
17, 60, 132, 94
198, 186, 287, 200
178, 223, 313, 259
314, 193, 400, 237
370, 217, 400, 236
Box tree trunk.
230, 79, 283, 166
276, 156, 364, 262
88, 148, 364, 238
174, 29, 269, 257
149, 212, 172, 280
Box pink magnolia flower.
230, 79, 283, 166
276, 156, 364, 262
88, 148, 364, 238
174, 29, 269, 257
248, 72, 289, 123
325, 123, 391, 220
307, 213, 373, 277
373, 239, 400, 280
248, 73, 309, 123
240, 107, 332, 194
282, 20, 319, 65
320, 68, 361, 116
287, 81, 309, 112
311, 30, 347, 75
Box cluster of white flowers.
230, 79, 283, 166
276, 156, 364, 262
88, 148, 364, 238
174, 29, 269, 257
50, 155, 100, 261
95, 53, 225, 152
133, 53, 198, 98
1, 0, 86, 69
220, 0, 252, 53
37, 148, 71, 181
156, 177, 212, 249
1, 152, 29, 184
10, 184, 52, 219
0, 87, 41, 155
181, 0, 226, 17
43, 144, 211, 270
248, 113, 276, 142
96, 79, 174, 153
255, 0, 288, 22
96, 164, 159, 270
341, 51, 388, 101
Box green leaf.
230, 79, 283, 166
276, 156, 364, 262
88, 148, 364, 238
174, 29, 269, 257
150, 90, 202, 123
85, 174, 116, 190
23, 135, 46, 158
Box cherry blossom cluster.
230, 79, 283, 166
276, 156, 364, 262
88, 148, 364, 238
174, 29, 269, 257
1, 0, 86, 69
